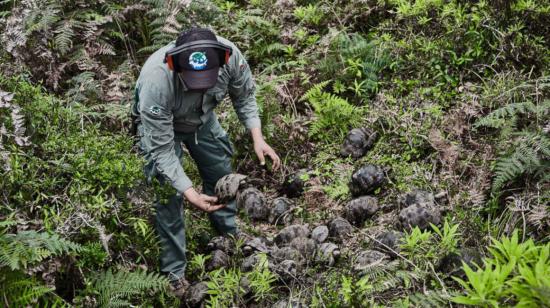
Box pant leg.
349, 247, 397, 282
155, 192, 186, 281
184, 118, 238, 235
139, 124, 187, 281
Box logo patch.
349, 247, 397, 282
189, 51, 208, 70
149, 106, 161, 115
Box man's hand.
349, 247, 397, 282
250, 127, 280, 170
183, 188, 225, 213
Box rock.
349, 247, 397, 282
311, 225, 329, 243
316, 242, 340, 266
206, 236, 233, 254
399, 189, 435, 208
238, 187, 268, 221
349, 164, 386, 196
241, 254, 262, 272
214, 173, 247, 203
289, 237, 317, 258
344, 196, 379, 227
206, 249, 230, 271
242, 237, 270, 256
283, 169, 308, 198
398, 204, 441, 230
328, 217, 353, 241
274, 224, 309, 246
269, 197, 294, 225
340, 127, 378, 159
272, 247, 304, 264
373, 231, 404, 257
272, 298, 305, 308
184, 282, 208, 307
437, 247, 483, 277
353, 250, 389, 273
274, 260, 298, 282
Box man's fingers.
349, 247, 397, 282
256, 149, 266, 165
203, 195, 218, 203
206, 204, 226, 212
267, 150, 281, 170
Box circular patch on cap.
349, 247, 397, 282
189, 51, 208, 70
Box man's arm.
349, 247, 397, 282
138, 82, 193, 194
227, 45, 281, 169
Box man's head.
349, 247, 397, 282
174, 28, 225, 90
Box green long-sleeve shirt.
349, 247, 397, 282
133, 36, 261, 194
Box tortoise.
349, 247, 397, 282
344, 196, 379, 227
316, 242, 340, 266
311, 225, 329, 243
328, 217, 353, 242
269, 197, 295, 225
274, 224, 310, 247
349, 164, 386, 196
242, 237, 271, 256
282, 169, 309, 198
398, 204, 441, 230
214, 173, 248, 203
340, 127, 378, 159
237, 187, 269, 221
353, 250, 389, 274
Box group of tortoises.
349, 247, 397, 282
183, 127, 478, 307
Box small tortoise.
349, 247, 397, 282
206, 236, 234, 254
398, 204, 441, 230
241, 254, 262, 272
340, 127, 378, 159
289, 237, 317, 259
399, 189, 436, 208
272, 246, 305, 265
437, 247, 482, 277
283, 169, 309, 198
214, 173, 248, 203
274, 259, 298, 282
372, 231, 404, 257
353, 250, 389, 274
269, 197, 294, 225
237, 187, 269, 221
311, 225, 329, 243
242, 237, 271, 256
349, 164, 386, 196
344, 196, 379, 227
184, 282, 208, 307
328, 217, 353, 242
274, 224, 310, 247
316, 242, 340, 266
206, 249, 230, 271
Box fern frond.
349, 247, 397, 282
89, 269, 169, 307
0, 230, 82, 270
474, 101, 544, 129
54, 20, 75, 55
492, 131, 549, 192
408, 290, 454, 307
0, 269, 54, 305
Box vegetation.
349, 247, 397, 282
0, 0, 548, 306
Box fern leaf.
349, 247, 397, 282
0, 230, 81, 270
89, 269, 169, 307
54, 20, 75, 55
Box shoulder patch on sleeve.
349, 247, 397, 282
149, 105, 161, 115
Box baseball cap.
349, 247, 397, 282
176, 28, 221, 90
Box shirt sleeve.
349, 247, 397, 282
227, 46, 262, 130
138, 81, 193, 194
